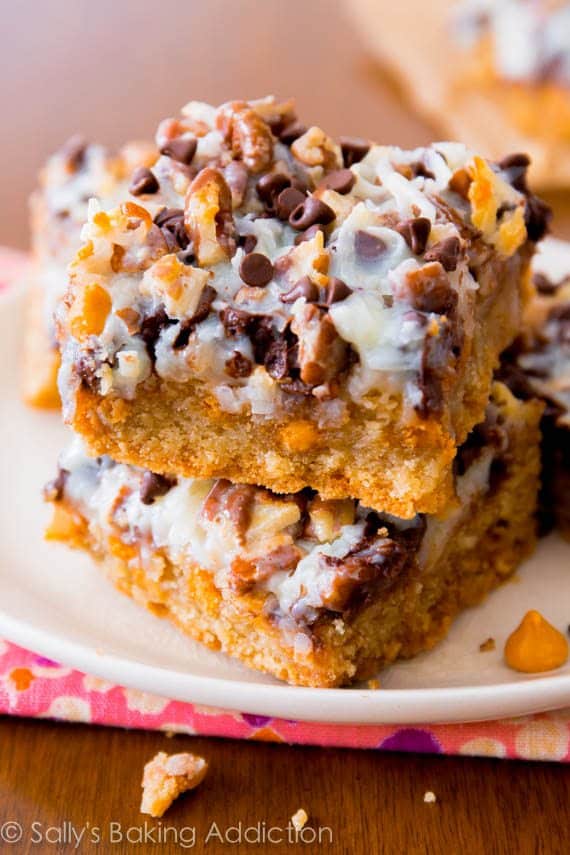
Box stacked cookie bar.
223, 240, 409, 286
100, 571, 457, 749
43, 97, 550, 686
24, 136, 156, 407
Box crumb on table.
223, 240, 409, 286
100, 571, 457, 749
291, 808, 308, 831
423, 791, 437, 804
479, 637, 496, 652
140, 751, 208, 817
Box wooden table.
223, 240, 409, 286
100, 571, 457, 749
2, 1, 569, 851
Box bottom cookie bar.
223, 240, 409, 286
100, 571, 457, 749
500, 272, 570, 539
44, 383, 542, 688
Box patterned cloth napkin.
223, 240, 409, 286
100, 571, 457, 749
3, 247, 570, 761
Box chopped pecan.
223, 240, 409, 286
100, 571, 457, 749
291, 303, 349, 387
184, 167, 236, 265
291, 126, 342, 170
216, 101, 274, 173
320, 538, 409, 614
229, 544, 301, 594
201, 479, 257, 544
398, 261, 458, 315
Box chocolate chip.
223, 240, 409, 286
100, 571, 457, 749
140, 471, 177, 505
129, 166, 159, 197
225, 350, 253, 378
339, 136, 370, 167
239, 252, 273, 287
153, 207, 190, 250
416, 318, 461, 417
412, 275, 458, 315
281, 277, 320, 304
276, 187, 305, 220
256, 172, 291, 206
497, 152, 530, 192
279, 121, 307, 145
219, 306, 252, 337
294, 224, 325, 246
525, 195, 552, 242
354, 230, 387, 261
43, 468, 69, 503
238, 234, 258, 254
396, 217, 431, 255
424, 236, 461, 272
533, 272, 559, 295
173, 285, 217, 349
140, 308, 175, 359
160, 136, 197, 165
322, 277, 352, 306
60, 135, 87, 171
289, 196, 335, 230
409, 161, 435, 180
319, 169, 355, 195
176, 245, 196, 265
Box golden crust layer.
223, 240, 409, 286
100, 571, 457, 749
48, 390, 542, 687
68, 250, 529, 517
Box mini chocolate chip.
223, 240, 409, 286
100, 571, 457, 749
355, 230, 387, 261
225, 351, 253, 378
176, 246, 196, 265
160, 136, 197, 165
525, 195, 552, 242
289, 196, 335, 230
294, 224, 325, 246
323, 277, 352, 305
319, 168, 355, 195
257, 172, 291, 205
409, 161, 435, 180
238, 234, 258, 254
396, 217, 431, 255
153, 207, 190, 250
140, 308, 175, 359
140, 471, 177, 505
279, 121, 307, 145
424, 236, 461, 272
281, 276, 320, 303
276, 187, 305, 220
173, 285, 217, 349
129, 166, 159, 196
239, 252, 274, 287
497, 153, 531, 192
339, 136, 370, 167
533, 272, 558, 295
498, 152, 531, 171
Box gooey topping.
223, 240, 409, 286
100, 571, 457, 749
58, 97, 547, 420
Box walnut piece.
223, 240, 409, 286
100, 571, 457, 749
140, 751, 208, 818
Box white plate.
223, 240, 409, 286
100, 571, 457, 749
1, 241, 569, 725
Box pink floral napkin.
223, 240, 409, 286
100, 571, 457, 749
3, 247, 570, 761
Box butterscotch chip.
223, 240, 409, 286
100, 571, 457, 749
279, 420, 320, 452
140, 752, 208, 818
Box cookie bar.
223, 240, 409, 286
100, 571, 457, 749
56, 97, 546, 517
23, 136, 156, 407
500, 266, 570, 538
44, 382, 542, 688
349, 0, 570, 190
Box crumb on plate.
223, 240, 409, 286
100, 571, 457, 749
423, 791, 437, 804
291, 808, 308, 831
479, 637, 496, 652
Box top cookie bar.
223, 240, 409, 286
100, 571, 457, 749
57, 96, 548, 516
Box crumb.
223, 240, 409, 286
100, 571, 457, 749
291, 808, 308, 831
367, 678, 381, 690
140, 751, 208, 817
479, 637, 496, 652
423, 791, 437, 804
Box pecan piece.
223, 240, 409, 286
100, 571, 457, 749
291, 304, 349, 387
229, 544, 301, 594
202, 479, 257, 544
291, 126, 342, 170
184, 167, 236, 265
216, 101, 274, 173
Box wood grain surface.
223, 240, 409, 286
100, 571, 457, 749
2, 1, 570, 852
